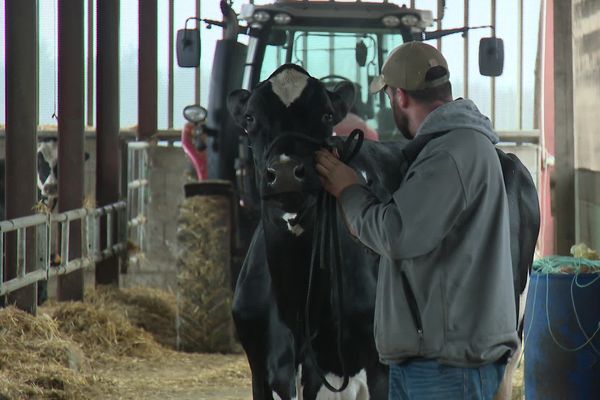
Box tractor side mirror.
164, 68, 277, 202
268, 30, 288, 46
177, 28, 201, 68
479, 37, 504, 77
355, 40, 367, 67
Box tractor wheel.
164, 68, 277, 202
176, 181, 238, 353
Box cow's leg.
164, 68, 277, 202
236, 291, 297, 400
233, 224, 296, 400
265, 320, 297, 399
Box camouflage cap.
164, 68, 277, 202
370, 41, 450, 93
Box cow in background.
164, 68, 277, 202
37, 137, 59, 211
1, 137, 90, 304
0, 137, 80, 219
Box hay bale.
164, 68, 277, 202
176, 193, 237, 353
0, 307, 97, 400
51, 301, 162, 359
86, 286, 178, 349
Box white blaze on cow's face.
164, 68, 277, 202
269, 68, 309, 107
37, 140, 59, 197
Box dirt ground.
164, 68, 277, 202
94, 351, 252, 400
93, 352, 523, 400
0, 287, 523, 400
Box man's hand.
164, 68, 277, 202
315, 149, 359, 198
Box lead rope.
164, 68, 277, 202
304, 129, 364, 393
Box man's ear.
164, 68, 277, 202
227, 89, 252, 128
329, 81, 355, 125
397, 88, 410, 109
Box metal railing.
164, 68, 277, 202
0, 202, 126, 296
127, 142, 150, 253
0, 140, 150, 298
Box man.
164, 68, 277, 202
315, 42, 518, 399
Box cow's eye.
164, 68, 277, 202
245, 114, 255, 123
322, 113, 334, 123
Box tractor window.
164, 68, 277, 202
258, 31, 405, 140
261, 40, 286, 81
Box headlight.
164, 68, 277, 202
401, 14, 419, 27
183, 105, 207, 123
253, 11, 271, 23
273, 13, 291, 25
382, 15, 401, 28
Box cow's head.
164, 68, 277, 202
227, 64, 354, 214
36, 137, 90, 201
37, 138, 59, 198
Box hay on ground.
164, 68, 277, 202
0, 307, 99, 400
51, 301, 162, 359
85, 286, 178, 349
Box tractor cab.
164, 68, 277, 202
178, 0, 502, 180
239, 0, 436, 140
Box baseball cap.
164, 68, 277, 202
370, 41, 450, 93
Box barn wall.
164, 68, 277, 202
572, 0, 600, 251
120, 145, 190, 291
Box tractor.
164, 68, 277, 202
174, 0, 503, 351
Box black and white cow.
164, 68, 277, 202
0, 138, 61, 219
227, 64, 539, 400
36, 137, 60, 209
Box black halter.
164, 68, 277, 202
302, 129, 364, 393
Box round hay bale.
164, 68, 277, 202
176, 184, 237, 353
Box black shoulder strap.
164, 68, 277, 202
399, 130, 450, 176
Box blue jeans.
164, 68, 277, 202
389, 359, 506, 400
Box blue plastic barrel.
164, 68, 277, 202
524, 272, 600, 399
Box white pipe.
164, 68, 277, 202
0, 214, 48, 233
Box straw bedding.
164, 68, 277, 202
0, 286, 179, 399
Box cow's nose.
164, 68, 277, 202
266, 167, 277, 185
293, 165, 305, 181
43, 182, 58, 195
265, 158, 305, 189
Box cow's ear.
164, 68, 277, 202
227, 89, 252, 128
329, 82, 355, 124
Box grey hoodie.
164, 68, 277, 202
339, 99, 519, 367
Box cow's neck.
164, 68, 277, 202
261, 205, 330, 327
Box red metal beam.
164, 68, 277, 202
96, 0, 121, 285
4, 0, 39, 312
138, 0, 158, 140
57, 0, 85, 301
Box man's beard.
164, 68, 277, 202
391, 97, 412, 140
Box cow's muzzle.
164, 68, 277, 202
262, 155, 315, 213
265, 156, 305, 192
